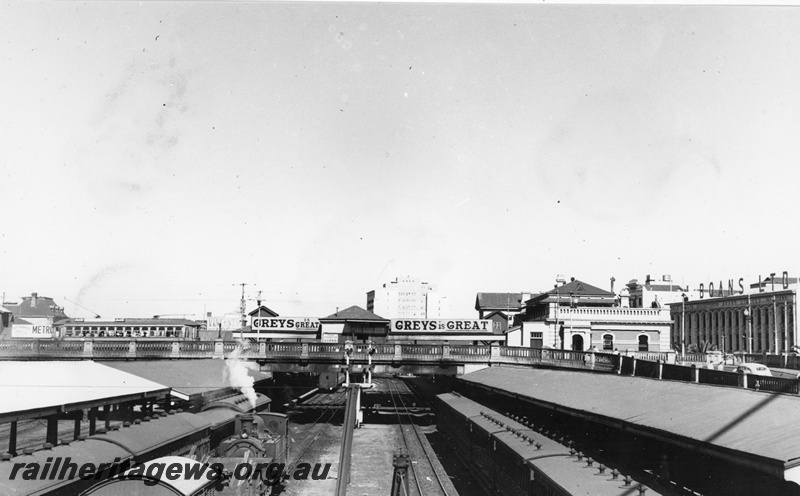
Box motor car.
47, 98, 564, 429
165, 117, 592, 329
736, 363, 773, 376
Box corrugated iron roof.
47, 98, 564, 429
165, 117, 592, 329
89, 412, 209, 457
100, 359, 271, 399
459, 366, 800, 473
321, 305, 387, 322
474, 293, 527, 311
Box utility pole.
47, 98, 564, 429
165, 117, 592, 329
238, 283, 248, 342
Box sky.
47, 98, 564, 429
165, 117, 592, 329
2, 2, 800, 320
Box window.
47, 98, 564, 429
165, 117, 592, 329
638, 335, 649, 352
603, 334, 614, 351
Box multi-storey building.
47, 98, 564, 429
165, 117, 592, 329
670, 281, 798, 355
366, 276, 449, 319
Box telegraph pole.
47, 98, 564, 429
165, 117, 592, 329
238, 283, 248, 342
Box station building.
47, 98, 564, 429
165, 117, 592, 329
506, 278, 673, 352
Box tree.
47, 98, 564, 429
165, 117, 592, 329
687, 341, 718, 354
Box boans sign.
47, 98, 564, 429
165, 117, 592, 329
698, 271, 791, 299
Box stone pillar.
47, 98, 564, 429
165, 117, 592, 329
213, 339, 225, 359
769, 305, 776, 353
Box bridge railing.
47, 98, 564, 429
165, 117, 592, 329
2, 339, 800, 396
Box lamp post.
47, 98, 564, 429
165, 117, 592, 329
569, 292, 578, 350
772, 295, 778, 354
744, 304, 752, 355
681, 293, 686, 357
554, 284, 561, 349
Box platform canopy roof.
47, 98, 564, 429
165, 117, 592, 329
0, 361, 170, 424
460, 366, 800, 483
101, 359, 272, 401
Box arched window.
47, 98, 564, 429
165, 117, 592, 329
638, 335, 649, 352
603, 334, 614, 351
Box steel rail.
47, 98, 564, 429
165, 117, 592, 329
387, 379, 449, 496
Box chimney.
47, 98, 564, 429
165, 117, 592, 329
31, 292, 38, 307
610, 277, 615, 294
239, 413, 256, 437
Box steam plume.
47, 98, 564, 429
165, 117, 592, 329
223, 348, 258, 410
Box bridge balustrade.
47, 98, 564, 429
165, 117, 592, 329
592, 352, 616, 372
91, 340, 130, 358
745, 375, 799, 394
4, 339, 800, 397
179, 341, 215, 357
698, 368, 740, 387
0, 340, 35, 354
38, 340, 85, 356
135, 341, 173, 358
661, 362, 694, 382
634, 359, 659, 379
265, 343, 303, 355
400, 345, 443, 361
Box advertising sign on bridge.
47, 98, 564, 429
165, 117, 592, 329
250, 317, 320, 332
244, 317, 321, 340
11, 317, 56, 339
390, 319, 493, 332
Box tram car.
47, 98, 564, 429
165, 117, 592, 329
435, 392, 661, 496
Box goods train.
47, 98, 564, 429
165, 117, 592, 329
435, 392, 661, 496
0, 393, 289, 496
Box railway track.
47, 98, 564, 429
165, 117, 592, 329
387, 378, 451, 496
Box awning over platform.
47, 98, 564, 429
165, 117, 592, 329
0, 361, 170, 423
459, 366, 800, 481
101, 359, 272, 402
